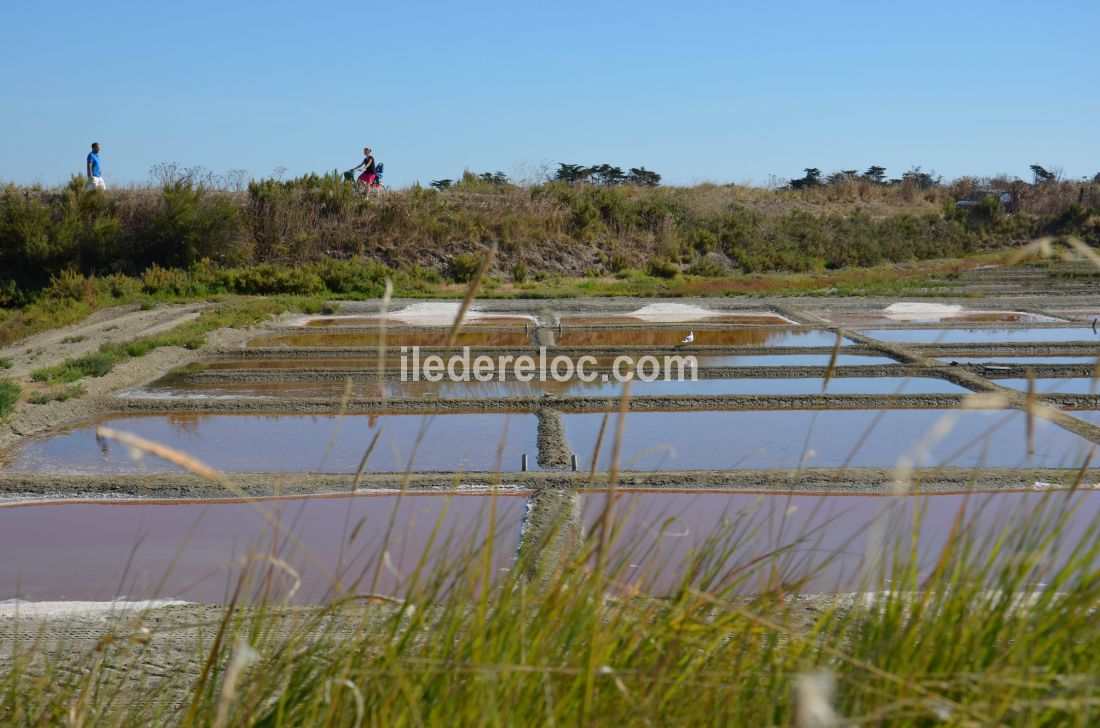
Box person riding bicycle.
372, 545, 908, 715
348, 147, 377, 190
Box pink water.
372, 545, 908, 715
0, 491, 1095, 602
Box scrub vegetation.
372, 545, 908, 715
2, 166, 1096, 346
0, 379, 18, 420
1, 169, 1097, 301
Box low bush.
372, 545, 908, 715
449, 253, 483, 283
1, 174, 1096, 299
224, 264, 325, 295
32, 351, 117, 384
686, 256, 731, 277
510, 260, 528, 283
646, 257, 680, 279
150, 180, 241, 267
312, 258, 390, 296
27, 383, 85, 404
0, 379, 18, 419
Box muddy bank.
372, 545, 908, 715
328, 293, 1100, 316
0, 325, 259, 454
535, 408, 574, 469
1, 467, 1095, 502
179, 362, 1098, 384
515, 487, 584, 585
1, 347, 201, 453
100, 392, 1100, 416
909, 342, 1100, 356
0, 303, 210, 380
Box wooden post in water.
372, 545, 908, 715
571, 454, 578, 472
522, 453, 529, 472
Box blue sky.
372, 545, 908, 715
4, 0, 1098, 188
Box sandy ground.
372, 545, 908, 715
0, 303, 209, 380
0, 467, 1095, 503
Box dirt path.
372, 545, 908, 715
0, 303, 210, 380
0, 305, 276, 453
0, 467, 1093, 502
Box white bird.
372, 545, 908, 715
680, 331, 694, 345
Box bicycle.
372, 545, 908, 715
344, 162, 386, 197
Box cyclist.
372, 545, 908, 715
348, 147, 376, 191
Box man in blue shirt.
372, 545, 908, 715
86, 142, 104, 190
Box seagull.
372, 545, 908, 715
680, 331, 694, 345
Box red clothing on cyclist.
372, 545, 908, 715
353, 150, 376, 186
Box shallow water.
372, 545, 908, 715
820, 311, 1064, 326
129, 375, 971, 400
997, 378, 1100, 394
251, 331, 534, 348
302, 315, 533, 328
563, 409, 1093, 471
1073, 410, 1100, 425
199, 353, 899, 372
858, 328, 1100, 345
555, 328, 841, 347
203, 358, 403, 370
695, 353, 897, 366
3, 413, 538, 474
558, 313, 793, 326
934, 356, 1100, 366
0, 494, 526, 602
0, 490, 1095, 601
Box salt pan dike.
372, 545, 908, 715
818, 302, 1068, 325
296, 302, 537, 327
560, 303, 797, 325
0, 599, 188, 619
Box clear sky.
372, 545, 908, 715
4, 0, 1098, 188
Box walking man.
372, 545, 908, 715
86, 142, 105, 190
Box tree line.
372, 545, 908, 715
788, 164, 1100, 191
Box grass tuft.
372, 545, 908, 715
0, 378, 18, 419
26, 383, 85, 404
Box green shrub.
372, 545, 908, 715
150, 181, 240, 267
510, 261, 528, 283
312, 259, 390, 296
449, 253, 482, 283
27, 384, 85, 404
31, 351, 117, 383
142, 264, 200, 296
691, 229, 718, 254
225, 264, 325, 295
606, 253, 630, 275
0, 357, 11, 369
686, 257, 730, 277
44, 269, 91, 301
0, 379, 18, 419
646, 258, 680, 279
96, 272, 142, 299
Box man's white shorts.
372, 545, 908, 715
88, 176, 106, 190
